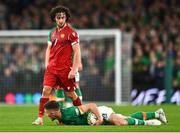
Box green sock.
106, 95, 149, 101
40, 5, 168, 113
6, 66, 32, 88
126, 117, 145, 125
75, 87, 83, 100
130, 112, 155, 120
63, 88, 82, 102
65, 95, 72, 102
56, 89, 65, 109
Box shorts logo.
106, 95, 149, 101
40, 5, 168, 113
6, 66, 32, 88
60, 34, 65, 38
67, 87, 70, 90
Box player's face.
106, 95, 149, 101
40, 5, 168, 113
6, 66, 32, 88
55, 12, 66, 28
45, 109, 61, 119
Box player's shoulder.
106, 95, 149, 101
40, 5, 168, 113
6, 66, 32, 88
66, 24, 77, 33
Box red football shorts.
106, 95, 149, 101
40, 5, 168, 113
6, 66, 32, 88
43, 67, 76, 92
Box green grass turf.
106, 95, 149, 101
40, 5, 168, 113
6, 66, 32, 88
0, 104, 179, 132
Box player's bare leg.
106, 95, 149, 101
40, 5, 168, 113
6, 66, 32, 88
62, 72, 83, 107
32, 86, 52, 125
109, 113, 128, 125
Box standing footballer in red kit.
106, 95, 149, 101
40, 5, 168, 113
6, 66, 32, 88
32, 6, 82, 125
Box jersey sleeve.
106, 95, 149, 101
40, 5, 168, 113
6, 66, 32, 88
69, 31, 79, 45
47, 30, 52, 45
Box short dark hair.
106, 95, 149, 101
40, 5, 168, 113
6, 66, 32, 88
44, 101, 59, 110
49, 5, 71, 22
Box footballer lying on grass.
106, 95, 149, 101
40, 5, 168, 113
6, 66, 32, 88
44, 100, 167, 126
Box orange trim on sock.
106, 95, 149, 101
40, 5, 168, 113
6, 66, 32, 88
142, 112, 147, 120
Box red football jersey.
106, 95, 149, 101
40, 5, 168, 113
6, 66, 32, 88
47, 24, 79, 71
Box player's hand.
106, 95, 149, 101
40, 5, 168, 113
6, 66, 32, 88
68, 69, 76, 79
55, 120, 64, 125
94, 118, 103, 125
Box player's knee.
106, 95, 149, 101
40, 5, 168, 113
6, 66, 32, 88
110, 114, 127, 126
42, 86, 52, 97
119, 120, 127, 126
114, 119, 127, 126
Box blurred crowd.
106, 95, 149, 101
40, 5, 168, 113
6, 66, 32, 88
0, 43, 46, 94
0, 0, 180, 95
0, 40, 115, 101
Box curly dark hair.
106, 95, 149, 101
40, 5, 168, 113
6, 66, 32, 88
49, 5, 71, 22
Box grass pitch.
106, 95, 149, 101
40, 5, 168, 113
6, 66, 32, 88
0, 104, 179, 132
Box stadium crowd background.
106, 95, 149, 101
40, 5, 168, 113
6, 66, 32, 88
0, 0, 179, 103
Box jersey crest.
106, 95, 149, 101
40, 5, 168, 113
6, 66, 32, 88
60, 34, 65, 38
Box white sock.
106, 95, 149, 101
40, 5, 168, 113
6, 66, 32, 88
155, 112, 159, 118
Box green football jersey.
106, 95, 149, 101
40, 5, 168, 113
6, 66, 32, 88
60, 106, 89, 125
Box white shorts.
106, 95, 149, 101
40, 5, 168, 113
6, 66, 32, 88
75, 71, 80, 82
98, 106, 114, 121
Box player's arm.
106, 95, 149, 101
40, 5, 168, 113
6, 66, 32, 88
55, 119, 64, 126
78, 62, 83, 71
50, 117, 64, 126
45, 30, 53, 68
78, 103, 103, 125
72, 43, 81, 70
68, 32, 82, 79
45, 43, 51, 68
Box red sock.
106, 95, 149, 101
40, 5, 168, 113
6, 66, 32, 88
38, 97, 49, 118
73, 97, 82, 106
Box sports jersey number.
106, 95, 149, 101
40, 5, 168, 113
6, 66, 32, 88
54, 38, 58, 46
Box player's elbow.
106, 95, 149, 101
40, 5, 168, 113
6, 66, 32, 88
88, 102, 96, 106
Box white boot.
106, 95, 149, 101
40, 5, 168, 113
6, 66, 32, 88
155, 108, 167, 124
